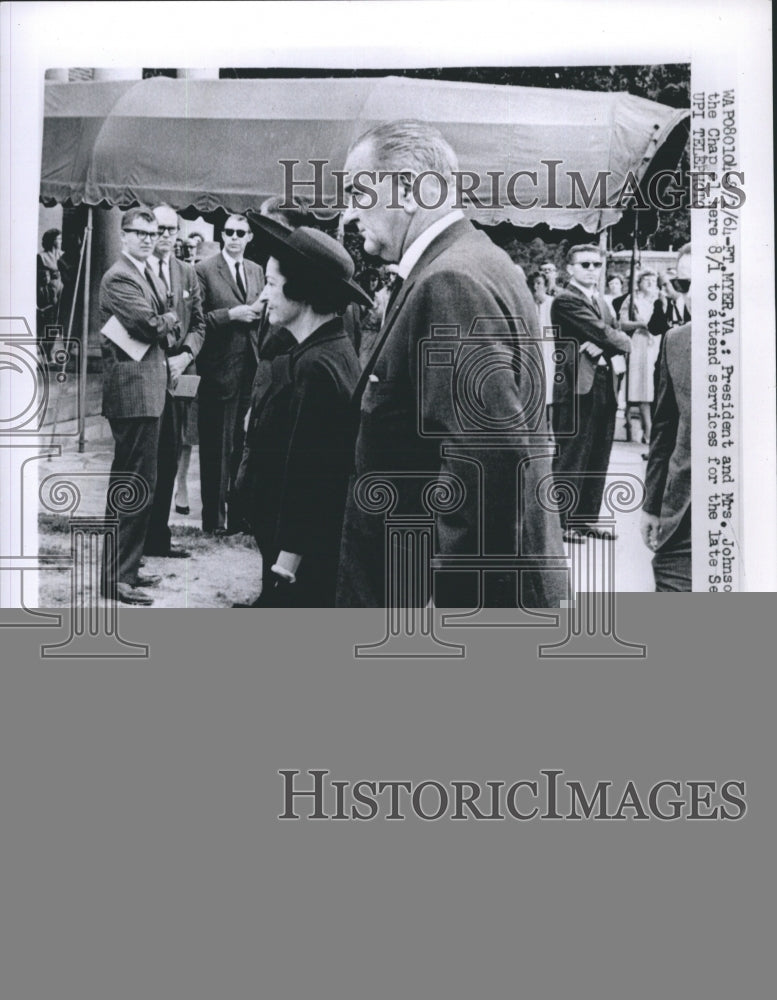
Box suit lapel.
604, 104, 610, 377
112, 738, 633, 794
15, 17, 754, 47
352, 276, 416, 406
168, 257, 181, 303
217, 253, 242, 301
354, 219, 476, 405
244, 261, 260, 305
144, 261, 168, 312
118, 254, 164, 312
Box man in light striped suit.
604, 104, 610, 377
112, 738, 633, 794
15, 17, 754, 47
98, 206, 180, 605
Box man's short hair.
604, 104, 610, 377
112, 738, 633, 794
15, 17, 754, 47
677, 243, 691, 260
121, 206, 156, 230
152, 202, 179, 219
350, 119, 459, 176
566, 243, 604, 264
225, 212, 249, 226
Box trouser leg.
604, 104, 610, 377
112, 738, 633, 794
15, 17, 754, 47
102, 416, 160, 591
145, 393, 180, 554
199, 394, 237, 532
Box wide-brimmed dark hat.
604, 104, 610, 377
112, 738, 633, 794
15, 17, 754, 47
254, 219, 373, 308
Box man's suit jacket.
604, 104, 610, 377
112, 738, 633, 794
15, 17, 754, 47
98, 254, 179, 420
166, 256, 205, 376
337, 218, 566, 608
643, 322, 691, 547
195, 253, 264, 400
551, 285, 631, 402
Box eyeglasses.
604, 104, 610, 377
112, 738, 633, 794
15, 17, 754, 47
156, 225, 178, 235
575, 261, 603, 269
670, 277, 690, 293
125, 229, 158, 241
223, 228, 248, 238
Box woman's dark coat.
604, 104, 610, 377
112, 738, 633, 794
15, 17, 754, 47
238, 317, 360, 606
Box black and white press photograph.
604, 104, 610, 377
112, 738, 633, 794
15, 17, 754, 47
31, 59, 701, 607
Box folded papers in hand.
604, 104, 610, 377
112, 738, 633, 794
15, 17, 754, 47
100, 315, 150, 362
172, 375, 200, 398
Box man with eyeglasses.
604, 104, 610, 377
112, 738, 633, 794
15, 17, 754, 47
196, 214, 264, 536
641, 244, 692, 590
539, 261, 559, 296
98, 206, 181, 604
551, 243, 632, 541
142, 203, 206, 559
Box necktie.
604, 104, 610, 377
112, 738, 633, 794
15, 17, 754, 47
158, 258, 170, 291
144, 264, 165, 308
235, 261, 246, 301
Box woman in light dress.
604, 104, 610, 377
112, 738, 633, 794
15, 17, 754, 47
528, 270, 555, 433
618, 271, 660, 445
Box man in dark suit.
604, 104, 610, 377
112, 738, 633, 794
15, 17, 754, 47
551, 244, 632, 541
195, 214, 264, 534
641, 244, 692, 591
98, 206, 180, 605
143, 204, 206, 557
336, 120, 566, 609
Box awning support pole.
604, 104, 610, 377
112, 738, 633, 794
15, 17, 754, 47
77, 207, 93, 453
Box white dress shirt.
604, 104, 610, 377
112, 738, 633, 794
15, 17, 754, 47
396, 210, 464, 280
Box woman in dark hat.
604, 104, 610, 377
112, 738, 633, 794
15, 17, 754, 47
236, 224, 372, 607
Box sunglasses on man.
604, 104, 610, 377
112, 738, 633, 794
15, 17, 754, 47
223, 228, 249, 238
670, 277, 691, 293
575, 260, 603, 269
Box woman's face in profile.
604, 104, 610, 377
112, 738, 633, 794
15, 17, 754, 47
259, 257, 303, 328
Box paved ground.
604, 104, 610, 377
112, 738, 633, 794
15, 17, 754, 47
36, 411, 655, 606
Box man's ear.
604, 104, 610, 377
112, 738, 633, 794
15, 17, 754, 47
245, 231, 254, 245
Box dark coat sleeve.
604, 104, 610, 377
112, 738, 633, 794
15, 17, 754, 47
196, 260, 231, 331
181, 265, 206, 359
550, 292, 632, 356
647, 299, 671, 337
643, 347, 679, 515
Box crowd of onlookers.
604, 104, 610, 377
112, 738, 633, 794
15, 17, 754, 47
523, 255, 690, 451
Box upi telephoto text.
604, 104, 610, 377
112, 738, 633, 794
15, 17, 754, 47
279, 770, 747, 821
279, 160, 746, 214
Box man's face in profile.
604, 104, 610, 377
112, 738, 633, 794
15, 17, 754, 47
343, 141, 411, 263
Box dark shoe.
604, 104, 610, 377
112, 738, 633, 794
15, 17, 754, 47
579, 523, 618, 541
135, 573, 162, 587
225, 523, 248, 536
563, 529, 586, 544
212, 527, 227, 538
145, 546, 192, 559
175, 504, 190, 515
103, 582, 154, 606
